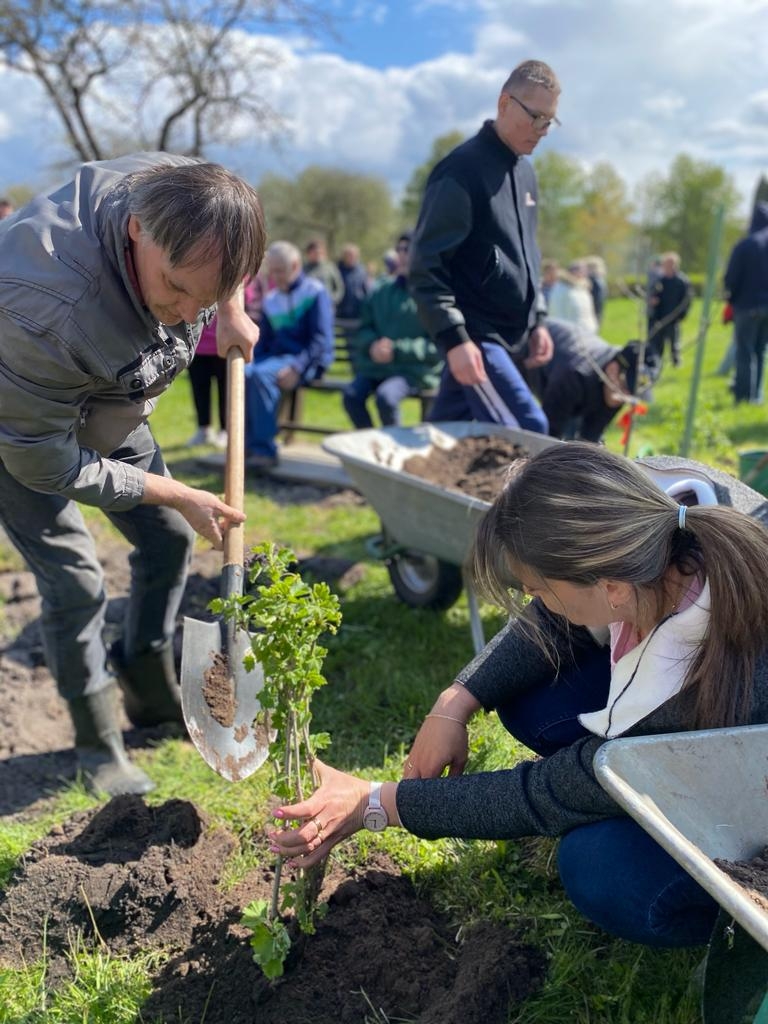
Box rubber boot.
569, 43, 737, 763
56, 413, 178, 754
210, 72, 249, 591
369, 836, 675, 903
70, 683, 155, 796
110, 639, 184, 728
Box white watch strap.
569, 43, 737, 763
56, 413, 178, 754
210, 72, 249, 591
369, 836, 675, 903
369, 781, 383, 809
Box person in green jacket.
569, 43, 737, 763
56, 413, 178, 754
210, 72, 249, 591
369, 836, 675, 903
342, 232, 443, 428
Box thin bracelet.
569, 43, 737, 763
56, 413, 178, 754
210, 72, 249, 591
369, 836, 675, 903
426, 713, 468, 727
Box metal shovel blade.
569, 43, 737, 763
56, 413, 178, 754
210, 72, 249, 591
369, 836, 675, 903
180, 615, 269, 782
179, 348, 269, 782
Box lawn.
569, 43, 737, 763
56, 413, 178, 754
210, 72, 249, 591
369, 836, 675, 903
0, 295, 762, 1022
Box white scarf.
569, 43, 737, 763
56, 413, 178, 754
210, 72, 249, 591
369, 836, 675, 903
579, 581, 711, 738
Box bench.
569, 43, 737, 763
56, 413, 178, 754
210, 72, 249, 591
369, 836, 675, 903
277, 318, 437, 443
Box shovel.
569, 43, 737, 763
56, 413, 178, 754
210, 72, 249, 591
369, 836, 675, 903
180, 347, 269, 782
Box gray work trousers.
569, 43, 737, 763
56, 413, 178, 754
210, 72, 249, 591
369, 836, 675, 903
0, 425, 194, 701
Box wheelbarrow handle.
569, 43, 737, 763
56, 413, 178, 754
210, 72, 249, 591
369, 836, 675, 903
223, 347, 245, 570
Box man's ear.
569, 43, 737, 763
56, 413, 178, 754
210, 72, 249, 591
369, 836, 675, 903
127, 215, 142, 243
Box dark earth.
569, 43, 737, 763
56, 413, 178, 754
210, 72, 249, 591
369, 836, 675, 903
403, 435, 529, 502
0, 469, 546, 1023
716, 846, 768, 913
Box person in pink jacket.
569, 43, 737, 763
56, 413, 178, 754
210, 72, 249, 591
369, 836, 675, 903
185, 276, 264, 446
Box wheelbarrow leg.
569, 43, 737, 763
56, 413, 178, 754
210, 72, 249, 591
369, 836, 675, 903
462, 569, 485, 656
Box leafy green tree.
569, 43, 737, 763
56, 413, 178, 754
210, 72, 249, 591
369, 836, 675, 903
533, 150, 586, 263
400, 130, 465, 226
638, 154, 741, 272
258, 165, 395, 260
574, 161, 634, 274
0, 185, 35, 209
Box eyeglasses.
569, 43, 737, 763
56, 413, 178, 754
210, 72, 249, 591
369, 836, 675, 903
507, 94, 561, 132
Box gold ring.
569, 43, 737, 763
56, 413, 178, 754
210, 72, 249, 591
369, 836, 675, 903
406, 760, 414, 771
312, 817, 324, 840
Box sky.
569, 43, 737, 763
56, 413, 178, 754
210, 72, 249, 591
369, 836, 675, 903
0, 0, 766, 216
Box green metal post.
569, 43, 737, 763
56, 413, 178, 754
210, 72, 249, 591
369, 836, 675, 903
681, 203, 725, 457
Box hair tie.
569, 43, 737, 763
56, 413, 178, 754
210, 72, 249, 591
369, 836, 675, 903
678, 504, 687, 530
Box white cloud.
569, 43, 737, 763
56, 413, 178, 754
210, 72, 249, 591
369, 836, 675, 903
643, 94, 687, 116
1, 0, 767, 216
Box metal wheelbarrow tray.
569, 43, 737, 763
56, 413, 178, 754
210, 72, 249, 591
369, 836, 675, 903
595, 726, 768, 1022
323, 421, 556, 566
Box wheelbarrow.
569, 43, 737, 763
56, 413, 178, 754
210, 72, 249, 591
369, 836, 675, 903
323, 422, 558, 653
595, 726, 768, 1023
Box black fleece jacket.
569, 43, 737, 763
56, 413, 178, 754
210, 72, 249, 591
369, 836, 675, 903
408, 121, 542, 354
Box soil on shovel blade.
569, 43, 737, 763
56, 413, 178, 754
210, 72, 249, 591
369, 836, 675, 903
0, 794, 546, 1024
402, 435, 529, 502
716, 846, 768, 914
0, 480, 547, 1023
202, 651, 237, 728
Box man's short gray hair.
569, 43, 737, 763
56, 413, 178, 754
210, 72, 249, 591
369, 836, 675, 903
266, 241, 301, 267
502, 60, 560, 96
122, 162, 266, 301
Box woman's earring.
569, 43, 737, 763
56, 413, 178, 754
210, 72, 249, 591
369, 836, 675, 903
609, 601, 618, 610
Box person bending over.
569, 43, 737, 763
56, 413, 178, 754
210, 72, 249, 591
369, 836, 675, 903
270, 443, 768, 949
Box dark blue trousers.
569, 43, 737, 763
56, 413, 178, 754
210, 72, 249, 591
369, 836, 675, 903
497, 648, 718, 947
427, 340, 548, 434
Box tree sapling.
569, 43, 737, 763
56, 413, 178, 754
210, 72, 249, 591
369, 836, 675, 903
212, 542, 341, 978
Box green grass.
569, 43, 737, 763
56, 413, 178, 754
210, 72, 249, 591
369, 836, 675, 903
1, 295, 753, 1022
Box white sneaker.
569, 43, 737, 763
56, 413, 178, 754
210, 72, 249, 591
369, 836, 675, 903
213, 430, 228, 449
185, 426, 215, 447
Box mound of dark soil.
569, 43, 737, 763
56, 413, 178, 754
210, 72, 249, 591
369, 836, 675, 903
716, 846, 768, 913
402, 436, 528, 502
0, 795, 546, 1023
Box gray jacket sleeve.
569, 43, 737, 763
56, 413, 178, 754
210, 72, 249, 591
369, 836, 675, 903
0, 322, 145, 509
409, 177, 473, 351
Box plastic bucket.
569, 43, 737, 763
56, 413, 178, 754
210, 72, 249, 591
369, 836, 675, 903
738, 450, 768, 497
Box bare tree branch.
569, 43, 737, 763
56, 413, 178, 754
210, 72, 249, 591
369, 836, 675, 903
0, 0, 333, 163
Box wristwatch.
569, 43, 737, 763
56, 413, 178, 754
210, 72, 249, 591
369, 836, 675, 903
362, 782, 389, 832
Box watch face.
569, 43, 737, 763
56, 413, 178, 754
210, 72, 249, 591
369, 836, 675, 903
363, 807, 388, 832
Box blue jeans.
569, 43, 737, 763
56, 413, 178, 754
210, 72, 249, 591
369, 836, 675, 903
342, 374, 414, 428
0, 426, 193, 701
427, 340, 548, 434
243, 353, 297, 457
733, 309, 768, 403
497, 648, 718, 947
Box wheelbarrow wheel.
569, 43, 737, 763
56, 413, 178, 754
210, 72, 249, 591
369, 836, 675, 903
386, 550, 464, 610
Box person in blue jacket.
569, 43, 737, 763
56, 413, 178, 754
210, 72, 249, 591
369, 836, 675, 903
409, 60, 560, 434
244, 241, 335, 469
725, 201, 768, 404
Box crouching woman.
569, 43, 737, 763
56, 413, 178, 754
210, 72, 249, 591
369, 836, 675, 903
269, 442, 768, 947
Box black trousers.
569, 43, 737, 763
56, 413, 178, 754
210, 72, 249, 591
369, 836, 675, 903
188, 354, 227, 429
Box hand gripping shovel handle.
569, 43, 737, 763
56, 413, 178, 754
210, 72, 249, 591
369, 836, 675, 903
222, 347, 246, 621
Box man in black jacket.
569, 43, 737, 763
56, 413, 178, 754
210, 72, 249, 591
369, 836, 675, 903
647, 251, 692, 370
409, 59, 559, 433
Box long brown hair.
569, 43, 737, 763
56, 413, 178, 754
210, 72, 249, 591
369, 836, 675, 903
471, 443, 768, 728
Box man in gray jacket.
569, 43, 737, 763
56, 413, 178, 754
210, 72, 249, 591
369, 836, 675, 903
0, 155, 265, 796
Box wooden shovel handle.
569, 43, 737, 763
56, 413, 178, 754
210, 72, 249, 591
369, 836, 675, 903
223, 347, 245, 568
